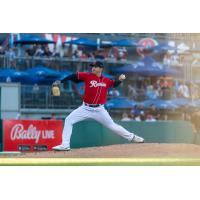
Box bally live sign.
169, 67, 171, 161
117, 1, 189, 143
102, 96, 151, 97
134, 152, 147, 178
10, 124, 55, 143
3, 120, 63, 151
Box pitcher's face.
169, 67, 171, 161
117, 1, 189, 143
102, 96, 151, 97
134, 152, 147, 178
92, 67, 103, 75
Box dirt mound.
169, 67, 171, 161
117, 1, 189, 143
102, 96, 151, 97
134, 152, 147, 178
2, 143, 200, 158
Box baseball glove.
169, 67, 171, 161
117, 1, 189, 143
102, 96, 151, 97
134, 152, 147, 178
52, 81, 61, 96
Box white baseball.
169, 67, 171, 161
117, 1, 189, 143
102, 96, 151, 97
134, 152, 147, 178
120, 74, 126, 80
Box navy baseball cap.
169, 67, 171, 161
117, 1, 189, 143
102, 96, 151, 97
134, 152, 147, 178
92, 61, 104, 68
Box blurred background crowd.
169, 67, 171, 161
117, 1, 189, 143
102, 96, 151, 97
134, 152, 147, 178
1, 33, 200, 132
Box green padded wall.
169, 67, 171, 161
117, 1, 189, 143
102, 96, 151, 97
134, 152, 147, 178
70, 120, 194, 148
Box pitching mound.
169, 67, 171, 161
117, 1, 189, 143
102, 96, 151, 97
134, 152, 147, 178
2, 143, 200, 158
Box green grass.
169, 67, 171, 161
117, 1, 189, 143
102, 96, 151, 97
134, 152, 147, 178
1, 158, 200, 166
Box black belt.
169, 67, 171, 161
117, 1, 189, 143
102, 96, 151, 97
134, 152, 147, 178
84, 103, 103, 107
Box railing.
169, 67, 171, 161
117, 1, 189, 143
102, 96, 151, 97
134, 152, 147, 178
0, 54, 186, 72
0, 55, 133, 71
21, 85, 82, 109
20, 84, 120, 109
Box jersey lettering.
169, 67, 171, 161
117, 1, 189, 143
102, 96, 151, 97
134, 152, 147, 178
89, 80, 107, 88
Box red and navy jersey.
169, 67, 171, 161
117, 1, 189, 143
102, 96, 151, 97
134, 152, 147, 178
77, 72, 115, 104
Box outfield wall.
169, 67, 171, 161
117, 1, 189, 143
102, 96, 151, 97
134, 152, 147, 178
0, 120, 196, 151
71, 120, 194, 148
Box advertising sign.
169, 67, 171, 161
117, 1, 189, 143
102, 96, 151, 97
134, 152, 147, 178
137, 38, 158, 56
3, 120, 63, 151
0, 119, 2, 152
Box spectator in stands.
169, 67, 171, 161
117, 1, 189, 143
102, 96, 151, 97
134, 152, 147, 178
177, 81, 190, 98
89, 52, 95, 59
59, 44, 69, 58
146, 84, 153, 92
130, 105, 140, 118
171, 53, 180, 65
146, 84, 159, 99
0, 46, 5, 67
85, 52, 95, 61
134, 111, 146, 121
107, 48, 115, 60
80, 52, 87, 60
34, 45, 44, 56
127, 84, 137, 100
121, 113, 132, 121
148, 104, 160, 120
134, 115, 141, 121
152, 81, 161, 97
154, 79, 161, 90
109, 88, 120, 97
16, 45, 26, 57
189, 81, 199, 100
138, 104, 145, 113
51, 113, 56, 120
145, 114, 156, 122
163, 52, 171, 65
77, 50, 83, 58
72, 50, 79, 59
5, 47, 16, 69
52, 46, 60, 57
32, 83, 40, 95
95, 50, 105, 60
26, 45, 37, 56
137, 86, 147, 101
6, 76, 12, 83
42, 46, 52, 57
130, 104, 145, 119
117, 47, 127, 61
160, 80, 172, 99
0, 46, 5, 55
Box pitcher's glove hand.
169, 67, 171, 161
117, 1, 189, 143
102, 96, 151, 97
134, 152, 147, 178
52, 80, 61, 96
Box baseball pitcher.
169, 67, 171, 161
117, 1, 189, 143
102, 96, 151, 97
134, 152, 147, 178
52, 61, 144, 151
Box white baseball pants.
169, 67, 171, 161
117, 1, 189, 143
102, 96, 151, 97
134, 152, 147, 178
61, 103, 134, 148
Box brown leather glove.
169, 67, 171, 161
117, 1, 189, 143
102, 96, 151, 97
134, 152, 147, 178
52, 81, 61, 96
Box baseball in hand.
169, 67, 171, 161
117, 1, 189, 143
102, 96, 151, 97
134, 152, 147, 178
119, 74, 126, 81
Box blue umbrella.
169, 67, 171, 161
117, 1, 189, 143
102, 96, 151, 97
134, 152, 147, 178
25, 66, 61, 85
100, 40, 114, 48
0, 69, 29, 83
76, 82, 84, 95
113, 56, 182, 77
106, 97, 136, 109
14, 34, 55, 44
112, 39, 141, 47
59, 70, 73, 80
65, 38, 114, 48
142, 99, 178, 109
153, 43, 176, 53
64, 38, 97, 47
26, 66, 60, 77
171, 98, 190, 107
169, 98, 200, 108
